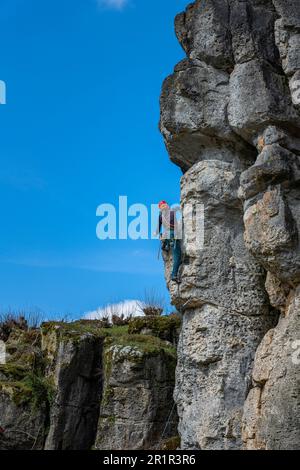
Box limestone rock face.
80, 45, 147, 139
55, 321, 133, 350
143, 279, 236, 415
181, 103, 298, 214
95, 341, 177, 450
0, 319, 178, 450
175, 306, 275, 449
0, 393, 46, 450
160, 58, 254, 171
42, 323, 104, 450
160, 0, 300, 450
242, 288, 300, 450
0, 328, 48, 450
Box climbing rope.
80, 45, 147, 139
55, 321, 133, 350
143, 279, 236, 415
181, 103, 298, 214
156, 259, 264, 449
157, 401, 177, 450
156, 297, 193, 450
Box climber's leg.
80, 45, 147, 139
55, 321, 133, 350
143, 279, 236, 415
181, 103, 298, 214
162, 238, 170, 252
171, 239, 182, 281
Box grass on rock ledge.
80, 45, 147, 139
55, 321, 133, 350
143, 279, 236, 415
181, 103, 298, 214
0, 316, 179, 409
41, 319, 177, 357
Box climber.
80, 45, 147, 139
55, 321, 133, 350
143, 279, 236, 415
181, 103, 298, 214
154, 201, 182, 283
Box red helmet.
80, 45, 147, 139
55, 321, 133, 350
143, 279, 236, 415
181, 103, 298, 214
158, 200, 168, 209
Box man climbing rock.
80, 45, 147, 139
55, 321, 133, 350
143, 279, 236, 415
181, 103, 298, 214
155, 201, 182, 283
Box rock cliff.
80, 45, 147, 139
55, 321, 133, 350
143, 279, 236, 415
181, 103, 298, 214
0, 317, 179, 450
1, 0, 299, 452
160, 0, 300, 450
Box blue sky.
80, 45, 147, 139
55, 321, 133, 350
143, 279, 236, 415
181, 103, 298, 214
0, 0, 187, 318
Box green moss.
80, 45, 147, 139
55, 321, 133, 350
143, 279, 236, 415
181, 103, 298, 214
8, 328, 41, 346
41, 320, 105, 341
128, 315, 181, 340
106, 415, 116, 424
102, 385, 114, 407
41, 320, 177, 365
161, 436, 181, 450
5, 328, 46, 377
107, 325, 129, 337
105, 333, 176, 358
100, 329, 177, 428
0, 372, 55, 409
3, 320, 176, 415
0, 363, 29, 381
41, 322, 130, 349
1, 325, 55, 410
0, 380, 33, 406
23, 373, 55, 409
96, 415, 116, 435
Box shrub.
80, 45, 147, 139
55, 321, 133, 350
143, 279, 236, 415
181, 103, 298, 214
138, 288, 165, 317
142, 306, 163, 316
0, 309, 46, 342
0, 313, 28, 342
111, 314, 132, 326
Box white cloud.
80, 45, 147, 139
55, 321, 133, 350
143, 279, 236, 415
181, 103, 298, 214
97, 0, 129, 10
84, 299, 144, 320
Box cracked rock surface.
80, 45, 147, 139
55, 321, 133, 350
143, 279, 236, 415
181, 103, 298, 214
160, 0, 300, 450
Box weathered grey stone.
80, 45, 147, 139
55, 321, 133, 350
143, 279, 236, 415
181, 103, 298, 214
229, 0, 279, 66
0, 326, 51, 450
272, 0, 300, 26
275, 20, 300, 77
273, 0, 300, 111
0, 320, 179, 450
160, 0, 300, 451
160, 157, 276, 450
173, 158, 276, 449
160, 59, 254, 171
164, 160, 270, 318
42, 323, 104, 450
175, 0, 279, 68
176, 306, 276, 449
228, 59, 300, 143
243, 185, 300, 284
265, 271, 291, 313
95, 340, 177, 450
239, 144, 299, 201
0, 328, 48, 450
175, 1, 233, 70
242, 287, 300, 450
254, 126, 300, 155
290, 70, 300, 109
0, 392, 46, 450
2, 0, 300, 452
